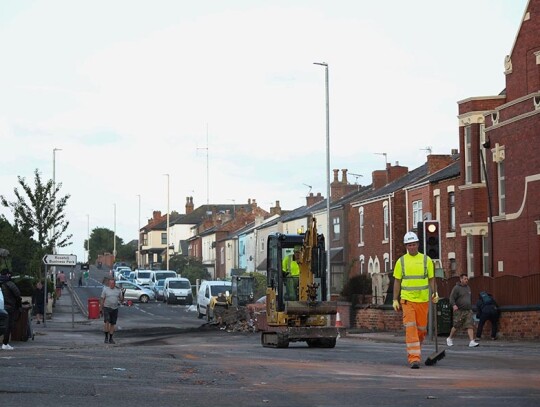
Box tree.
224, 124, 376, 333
168, 254, 209, 283
86, 227, 124, 262
1, 169, 72, 252
0, 216, 42, 277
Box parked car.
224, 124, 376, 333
115, 281, 155, 303
196, 280, 232, 319
153, 279, 166, 301
115, 267, 131, 280
163, 277, 193, 305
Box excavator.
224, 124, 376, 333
261, 218, 339, 348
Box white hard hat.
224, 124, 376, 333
403, 231, 419, 244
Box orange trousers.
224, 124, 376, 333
401, 300, 428, 364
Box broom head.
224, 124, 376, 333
424, 349, 446, 366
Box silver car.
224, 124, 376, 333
115, 281, 155, 303
153, 279, 165, 301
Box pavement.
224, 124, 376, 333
9, 283, 538, 351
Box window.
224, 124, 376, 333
479, 124, 486, 183
359, 207, 364, 245
497, 160, 505, 215
331, 265, 345, 294
464, 125, 472, 184
333, 217, 341, 240
482, 235, 490, 276
383, 202, 389, 241
412, 200, 423, 226
359, 256, 365, 274
448, 192, 456, 232
161, 233, 167, 245
220, 247, 225, 265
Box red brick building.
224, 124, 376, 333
457, 0, 540, 278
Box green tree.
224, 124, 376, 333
0, 216, 43, 278
86, 227, 124, 262
0, 169, 71, 252
116, 239, 136, 266
168, 254, 209, 283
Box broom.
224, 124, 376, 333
425, 300, 446, 366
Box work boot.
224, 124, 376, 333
410, 362, 420, 369
109, 338, 116, 344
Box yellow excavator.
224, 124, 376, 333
261, 218, 338, 348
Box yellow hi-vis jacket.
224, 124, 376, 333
393, 252, 434, 303
282, 255, 300, 276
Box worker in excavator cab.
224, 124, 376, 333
282, 245, 301, 301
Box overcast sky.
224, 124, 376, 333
0, 0, 527, 262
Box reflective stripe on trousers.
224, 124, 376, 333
401, 300, 428, 364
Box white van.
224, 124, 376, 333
149, 270, 177, 288
134, 270, 153, 287
163, 277, 193, 305
196, 280, 232, 319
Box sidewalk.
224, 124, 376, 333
12, 285, 101, 349
13, 285, 538, 350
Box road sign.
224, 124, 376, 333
42, 254, 77, 266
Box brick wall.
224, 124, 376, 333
352, 306, 540, 340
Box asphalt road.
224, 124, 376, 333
1, 266, 538, 406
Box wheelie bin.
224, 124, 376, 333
11, 303, 32, 341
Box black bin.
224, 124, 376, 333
436, 297, 452, 336
11, 303, 32, 342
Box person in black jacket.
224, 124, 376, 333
0, 269, 22, 350
32, 281, 46, 324
475, 291, 500, 340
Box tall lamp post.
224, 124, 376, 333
164, 174, 170, 271
51, 148, 62, 290
137, 194, 141, 269
314, 61, 331, 301
86, 214, 90, 263
113, 203, 117, 261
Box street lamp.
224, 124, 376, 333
52, 148, 62, 254
137, 194, 141, 268
51, 147, 61, 291
113, 203, 117, 259
164, 174, 170, 271
86, 214, 90, 263
314, 61, 331, 301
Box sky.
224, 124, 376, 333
0, 0, 528, 262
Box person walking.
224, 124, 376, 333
392, 231, 439, 369
0, 269, 22, 350
475, 291, 500, 341
446, 274, 479, 348
32, 281, 46, 324
99, 277, 124, 344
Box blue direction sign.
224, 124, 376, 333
42, 254, 77, 266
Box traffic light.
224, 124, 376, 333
423, 220, 441, 260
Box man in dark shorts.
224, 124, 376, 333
446, 274, 479, 348
100, 278, 124, 344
